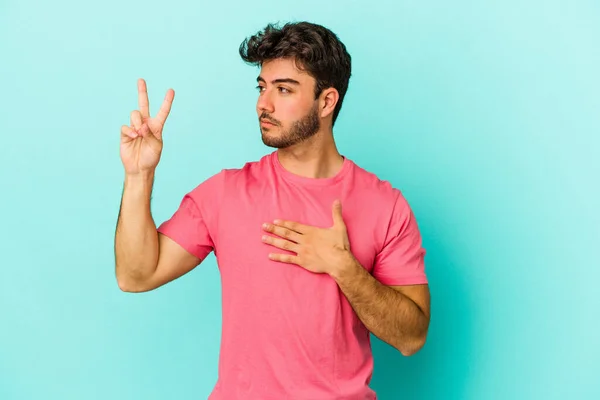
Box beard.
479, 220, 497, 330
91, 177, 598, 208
260, 102, 320, 149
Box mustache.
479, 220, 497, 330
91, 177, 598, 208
259, 113, 280, 126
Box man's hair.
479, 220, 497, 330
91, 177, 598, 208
239, 21, 352, 126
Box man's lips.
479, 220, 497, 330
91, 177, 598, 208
260, 119, 277, 126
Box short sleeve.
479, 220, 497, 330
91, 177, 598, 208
157, 171, 224, 262
372, 192, 428, 286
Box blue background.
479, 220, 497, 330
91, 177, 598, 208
1, 0, 599, 399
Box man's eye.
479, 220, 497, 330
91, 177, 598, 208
256, 86, 290, 93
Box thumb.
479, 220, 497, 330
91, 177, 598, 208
331, 199, 345, 228
138, 123, 162, 153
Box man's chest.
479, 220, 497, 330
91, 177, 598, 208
211, 188, 381, 275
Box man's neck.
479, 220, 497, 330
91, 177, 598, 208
276, 134, 344, 179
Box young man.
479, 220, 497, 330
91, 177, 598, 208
115, 21, 430, 400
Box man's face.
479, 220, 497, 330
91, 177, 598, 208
256, 58, 321, 149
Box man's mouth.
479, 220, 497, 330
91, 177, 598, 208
260, 119, 277, 126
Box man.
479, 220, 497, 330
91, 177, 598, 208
115, 21, 430, 400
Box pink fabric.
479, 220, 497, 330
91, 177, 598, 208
157, 151, 428, 399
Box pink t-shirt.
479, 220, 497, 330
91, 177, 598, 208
157, 151, 428, 399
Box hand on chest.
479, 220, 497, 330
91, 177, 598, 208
214, 193, 379, 275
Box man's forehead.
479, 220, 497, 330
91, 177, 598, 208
259, 58, 311, 81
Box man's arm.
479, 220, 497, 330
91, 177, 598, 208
114, 172, 202, 293
330, 255, 431, 356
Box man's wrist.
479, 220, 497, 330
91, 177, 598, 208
123, 171, 156, 200
125, 170, 155, 186
329, 251, 361, 282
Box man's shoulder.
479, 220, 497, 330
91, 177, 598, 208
348, 160, 416, 229
189, 153, 272, 191
349, 158, 404, 201
219, 152, 271, 180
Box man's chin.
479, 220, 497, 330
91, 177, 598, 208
262, 138, 289, 149
261, 129, 285, 148
262, 136, 291, 149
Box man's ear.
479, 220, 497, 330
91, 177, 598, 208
319, 88, 339, 119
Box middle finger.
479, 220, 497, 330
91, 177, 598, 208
261, 235, 299, 253
262, 223, 302, 243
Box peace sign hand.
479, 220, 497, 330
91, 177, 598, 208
120, 78, 175, 176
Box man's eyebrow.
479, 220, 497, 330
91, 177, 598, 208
256, 76, 301, 85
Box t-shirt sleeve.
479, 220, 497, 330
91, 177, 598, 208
156, 171, 224, 262
372, 192, 428, 286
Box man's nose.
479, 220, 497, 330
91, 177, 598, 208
257, 91, 274, 114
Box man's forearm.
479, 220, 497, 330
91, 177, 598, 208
330, 254, 429, 356
114, 172, 159, 290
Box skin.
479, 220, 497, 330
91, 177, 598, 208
115, 57, 430, 356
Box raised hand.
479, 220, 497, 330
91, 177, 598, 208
120, 78, 175, 175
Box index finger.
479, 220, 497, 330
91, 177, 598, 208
138, 78, 150, 119
155, 88, 175, 125
273, 219, 310, 234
